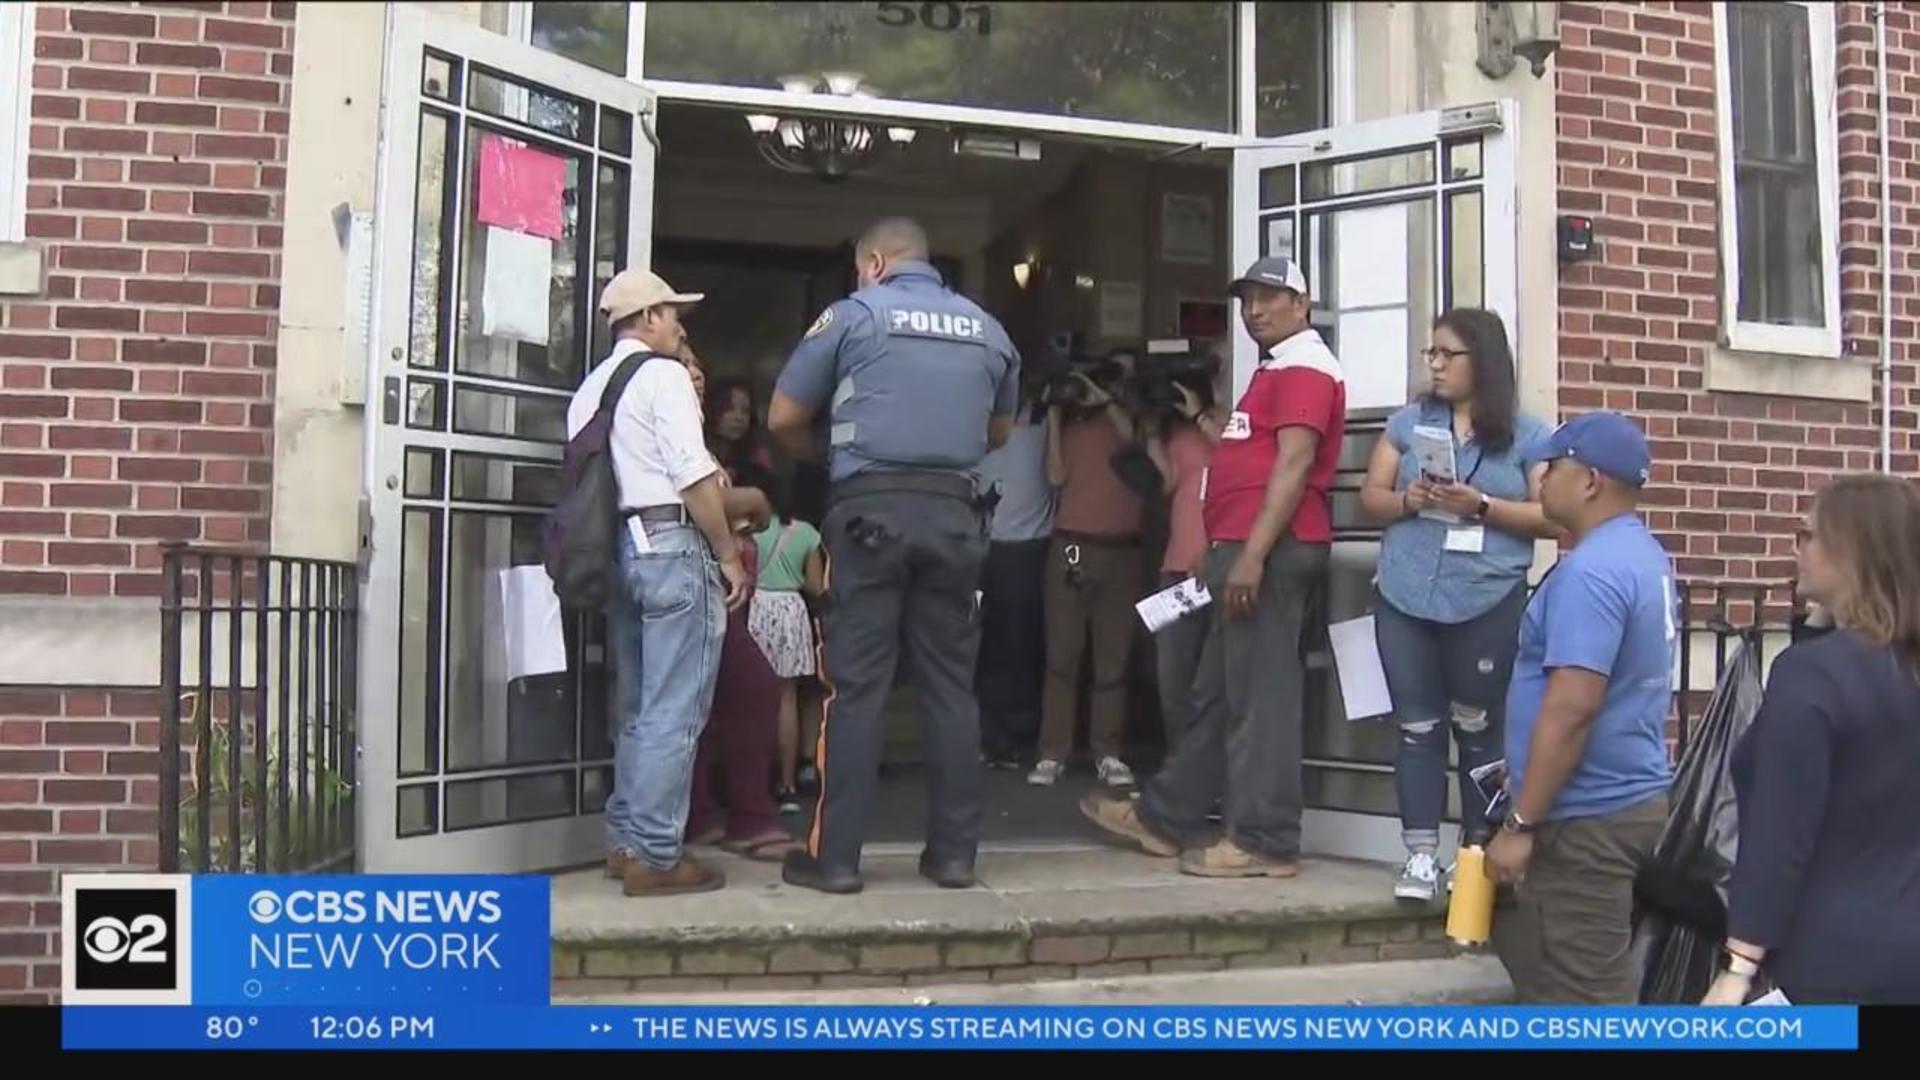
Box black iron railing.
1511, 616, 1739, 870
158, 545, 359, 874
1672, 579, 1801, 756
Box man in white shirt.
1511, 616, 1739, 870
567, 269, 749, 898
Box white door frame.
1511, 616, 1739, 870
1229, 101, 1520, 866
359, 6, 655, 872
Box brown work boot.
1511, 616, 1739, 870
1078, 792, 1179, 858
604, 850, 632, 880
622, 854, 726, 897
1179, 837, 1298, 879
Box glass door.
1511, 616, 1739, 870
360, 8, 655, 872
1230, 103, 1518, 864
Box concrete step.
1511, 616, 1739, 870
561, 955, 1512, 1006
551, 845, 1467, 998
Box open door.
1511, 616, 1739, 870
358, 8, 655, 872
1230, 103, 1519, 865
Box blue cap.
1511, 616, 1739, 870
1520, 411, 1653, 488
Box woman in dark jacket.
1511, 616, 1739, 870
1704, 473, 1920, 1005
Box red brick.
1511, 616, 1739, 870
25, 213, 76, 240
204, 17, 286, 48
186, 312, 273, 337
0, 511, 61, 534
195, 132, 278, 159
135, 41, 223, 67
36, 839, 122, 865
25, 426, 107, 455
107, 809, 158, 835
70, 9, 158, 36
70, 513, 111, 538
0, 749, 59, 771
115, 516, 200, 541
0, 811, 53, 835
0, 455, 64, 479
198, 74, 281, 103
125, 279, 210, 305
119, 400, 204, 425
52, 307, 139, 333
43, 781, 123, 805
31, 94, 79, 120
49, 484, 132, 509
34, 34, 82, 61
62, 127, 148, 154
67, 66, 152, 94
128, 161, 213, 187
47, 543, 130, 568
190, 191, 274, 219
189, 250, 271, 277
0, 396, 65, 420
225, 48, 269, 76
57, 246, 142, 272
2, 538, 43, 561
123, 340, 207, 366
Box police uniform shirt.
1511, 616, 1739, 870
776, 261, 1020, 481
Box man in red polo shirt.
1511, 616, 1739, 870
1082, 257, 1343, 878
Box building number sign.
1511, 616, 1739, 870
875, 2, 992, 36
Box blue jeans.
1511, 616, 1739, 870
1373, 584, 1527, 853
604, 523, 725, 870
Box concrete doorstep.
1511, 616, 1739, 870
558, 955, 1514, 1006
551, 846, 1492, 998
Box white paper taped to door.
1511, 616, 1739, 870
1327, 614, 1393, 720
499, 564, 568, 681
480, 225, 552, 345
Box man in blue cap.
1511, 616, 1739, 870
1486, 410, 1677, 1003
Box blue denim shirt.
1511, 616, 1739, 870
1375, 402, 1549, 624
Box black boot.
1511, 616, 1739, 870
781, 850, 863, 895
918, 850, 976, 889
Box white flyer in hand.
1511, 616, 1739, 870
1136, 577, 1212, 633
1410, 423, 1463, 524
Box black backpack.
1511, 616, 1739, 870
543, 351, 655, 610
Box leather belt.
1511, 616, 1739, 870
627, 504, 691, 525
829, 469, 977, 507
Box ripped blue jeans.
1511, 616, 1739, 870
1373, 584, 1528, 853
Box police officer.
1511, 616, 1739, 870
767, 217, 1020, 894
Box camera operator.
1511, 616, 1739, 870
1139, 346, 1229, 752
1031, 349, 1153, 789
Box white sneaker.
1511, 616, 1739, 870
1027, 759, 1065, 786
1394, 851, 1439, 902
1096, 756, 1135, 788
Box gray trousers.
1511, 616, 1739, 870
808, 488, 989, 875
1140, 538, 1329, 860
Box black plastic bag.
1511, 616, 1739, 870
1632, 638, 1765, 1002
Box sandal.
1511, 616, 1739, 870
721, 831, 804, 862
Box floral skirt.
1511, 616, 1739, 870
747, 589, 816, 678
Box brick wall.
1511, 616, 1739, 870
0, 686, 161, 1005
0, 1, 295, 600
1556, 0, 1920, 586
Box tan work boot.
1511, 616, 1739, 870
605, 850, 633, 880
1179, 837, 1299, 879
1078, 792, 1179, 858
622, 854, 726, 897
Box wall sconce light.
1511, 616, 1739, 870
1074, 274, 1096, 291
1013, 259, 1035, 290
1477, 1, 1561, 79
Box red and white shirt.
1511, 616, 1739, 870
1202, 329, 1346, 545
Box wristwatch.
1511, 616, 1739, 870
1473, 495, 1492, 521
1501, 809, 1535, 835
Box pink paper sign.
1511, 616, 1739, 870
476, 134, 567, 241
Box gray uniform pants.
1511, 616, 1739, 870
1139, 538, 1329, 860
808, 487, 989, 875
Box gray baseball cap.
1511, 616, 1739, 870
1228, 257, 1310, 300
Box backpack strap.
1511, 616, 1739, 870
599, 350, 655, 417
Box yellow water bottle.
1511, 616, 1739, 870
1446, 844, 1495, 947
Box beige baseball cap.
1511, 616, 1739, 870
598, 269, 704, 324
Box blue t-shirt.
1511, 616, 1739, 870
1504, 513, 1677, 822
1376, 403, 1550, 623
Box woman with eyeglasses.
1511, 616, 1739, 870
1702, 474, 1920, 1005
1359, 308, 1559, 902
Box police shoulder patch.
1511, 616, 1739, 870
804, 307, 835, 340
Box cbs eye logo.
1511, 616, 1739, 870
63, 874, 191, 1003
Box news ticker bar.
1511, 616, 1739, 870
59, 1006, 1860, 1051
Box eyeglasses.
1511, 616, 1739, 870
1421, 346, 1471, 364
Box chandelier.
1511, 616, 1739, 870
744, 72, 916, 181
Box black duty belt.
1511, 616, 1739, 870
627, 504, 691, 525
829, 469, 977, 507
1055, 529, 1141, 549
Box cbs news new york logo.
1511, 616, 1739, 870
61, 873, 193, 1005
